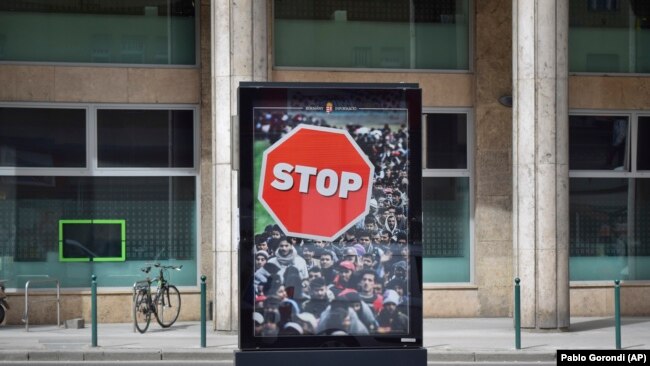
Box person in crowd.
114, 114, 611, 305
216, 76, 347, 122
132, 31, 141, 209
384, 214, 400, 236
284, 266, 308, 303
316, 301, 368, 335
296, 312, 318, 335
394, 206, 408, 231
357, 269, 384, 314
277, 298, 302, 330
302, 277, 332, 318
319, 250, 338, 284
341, 247, 360, 270
254, 262, 280, 295
260, 296, 282, 336
379, 230, 393, 248
307, 266, 323, 281
267, 225, 283, 253
267, 237, 308, 280
255, 234, 270, 256
264, 273, 287, 301
339, 289, 378, 333
386, 277, 408, 314
253, 312, 265, 336
255, 250, 268, 271
331, 260, 356, 296
342, 229, 357, 245
300, 243, 319, 270
376, 289, 408, 334
279, 322, 303, 335
364, 214, 380, 232
357, 230, 384, 271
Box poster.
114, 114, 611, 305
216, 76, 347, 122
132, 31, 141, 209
239, 84, 422, 349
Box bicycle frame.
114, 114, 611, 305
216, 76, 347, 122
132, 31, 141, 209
133, 263, 182, 333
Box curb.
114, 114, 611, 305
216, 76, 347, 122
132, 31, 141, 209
426, 351, 556, 363
0, 349, 559, 363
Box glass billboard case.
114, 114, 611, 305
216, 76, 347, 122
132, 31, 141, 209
238, 83, 423, 355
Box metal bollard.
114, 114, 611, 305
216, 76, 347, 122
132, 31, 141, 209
615, 279, 621, 350
514, 277, 521, 350
91, 274, 97, 347
201, 275, 206, 348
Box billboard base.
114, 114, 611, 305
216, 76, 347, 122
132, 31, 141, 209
235, 348, 426, 366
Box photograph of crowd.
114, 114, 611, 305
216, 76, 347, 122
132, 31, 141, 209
252, 107, 411, 337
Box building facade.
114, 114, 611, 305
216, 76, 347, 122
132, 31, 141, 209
1, 0, 649, 331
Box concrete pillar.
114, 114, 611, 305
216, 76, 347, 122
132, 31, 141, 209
512, 0, 569, 330
212, 0, 268, 331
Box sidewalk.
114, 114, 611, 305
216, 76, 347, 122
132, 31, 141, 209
0, 317, 647, 362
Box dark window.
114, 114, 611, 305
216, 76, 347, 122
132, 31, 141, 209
424, 113, 467, 169
569, 115, 628, 170
97, 109, 194, 168
636, 116, 650, 170
0, 107, 86, 167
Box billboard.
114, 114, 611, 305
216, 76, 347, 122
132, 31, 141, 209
239, 83, 422, 350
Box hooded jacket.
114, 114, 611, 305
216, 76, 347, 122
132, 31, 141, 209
267, 245, 308, 280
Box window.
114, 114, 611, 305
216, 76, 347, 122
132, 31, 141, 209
0, 104, 198, 289
97, 109, 194, 168
422, 111, 472, 282
273, 0, 471, 70
569, 0, 650, 73
0, 107, 86, 167
0, 0, 196, 65
569, 112, 650, 281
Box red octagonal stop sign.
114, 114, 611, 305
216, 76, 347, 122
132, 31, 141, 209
259, 124, 374, 241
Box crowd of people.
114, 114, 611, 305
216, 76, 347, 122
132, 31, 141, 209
252, 112, 411, 337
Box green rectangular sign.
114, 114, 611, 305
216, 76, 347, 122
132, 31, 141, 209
59, 219, 126, 262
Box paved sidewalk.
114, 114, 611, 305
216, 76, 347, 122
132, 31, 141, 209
0, 317, 647, 362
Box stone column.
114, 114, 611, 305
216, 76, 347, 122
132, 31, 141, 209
212, 0, 268, 331
512, 0, 570, 329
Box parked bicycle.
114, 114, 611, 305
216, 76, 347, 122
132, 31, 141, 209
0, 280, 9, 326
133, 263, 182, 333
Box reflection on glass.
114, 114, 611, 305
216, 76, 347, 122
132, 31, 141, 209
0, 176, 197, 288
570, 178, 650, 280
422, 177, 470, 282
637, 117, 650, 170
97, 109, 194, 168
274, 0, 470, 70
0, 107, 86, 167
634, 179, 650, 275
570, 178, 628, 257
424, 114, 467, 169
570, 178, 635, 280
0, 0, 195, 65
569, 115, 628, 170
569, 0, 650, 73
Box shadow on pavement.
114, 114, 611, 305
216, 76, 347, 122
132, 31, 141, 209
569, 317, 650, 332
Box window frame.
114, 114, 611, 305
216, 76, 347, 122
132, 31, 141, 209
421, 107, 474, 285
569, 109, 650, 285
0, 102, 201, 291
0, 102, 199, 177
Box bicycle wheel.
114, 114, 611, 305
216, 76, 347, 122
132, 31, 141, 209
133, 290, 151, 333
155, 285, 181, 328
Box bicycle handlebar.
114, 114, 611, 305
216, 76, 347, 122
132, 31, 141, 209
154, 263, 183, 271
140, 263, 183, 274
